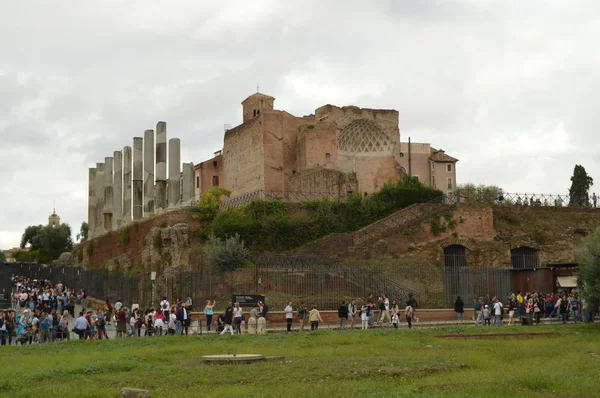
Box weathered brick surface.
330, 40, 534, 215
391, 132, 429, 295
83, 209, 199, 269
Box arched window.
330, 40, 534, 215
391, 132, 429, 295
444, 245, 467, 268
510, 247, 539, 269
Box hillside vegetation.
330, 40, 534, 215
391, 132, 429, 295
200, 177, 442, 251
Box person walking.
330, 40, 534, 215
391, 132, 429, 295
309, 305, 323, 331
284, 301, 294, 332
348, 299, 356, 329
233, 302, 243, 335
177, 303, 191, 335
407, 294, 419, 323
338, 301, 348, 330
220, 305, 235, 335
570, 296, 580, 324
454, 296, 464, 322
474, 297, 483, 326
360, 304, 369, 330
405, 301, 414, 329
73, 311, 89, 340
297, 302, 307, 332
154, 309, 166, 336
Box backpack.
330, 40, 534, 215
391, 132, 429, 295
546, 301, 553, 309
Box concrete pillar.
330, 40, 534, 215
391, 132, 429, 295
168, 138, 181, 208
113, 151, 123, 228
155, 121, 167, 210
95, 163, 105, 236
103, 156, 114, 231
88, 167, 97, 239
133, 137, 143, 220
123, 146, 132, 223
143, 129, 155, 216
182, 162, 195, 205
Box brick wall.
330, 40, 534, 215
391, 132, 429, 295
83, 209, 199, 269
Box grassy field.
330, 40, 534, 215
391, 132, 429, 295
1, 324, 599, 397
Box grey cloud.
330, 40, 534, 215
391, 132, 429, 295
1, 1, 600, 248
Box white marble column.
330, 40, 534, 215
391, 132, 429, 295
168, 138, 181, 208
182, 162, 195, 205
155, 121, 167, 211
133, 137, 143, 220
143, 129, 155, 216
103, 156, 114, 231
113, 151, 123, 228
123, 146, 132, 223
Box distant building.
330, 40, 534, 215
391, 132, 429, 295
4, 247, 29, 263
195, 92, 458, 200
48, 208, 60, 227
397, 143, 458, 193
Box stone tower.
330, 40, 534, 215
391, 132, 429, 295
242, 92, 275, 122
48, 208, 60, 227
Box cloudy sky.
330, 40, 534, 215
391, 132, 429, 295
1, 1, 599, 249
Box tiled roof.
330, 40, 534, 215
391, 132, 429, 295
430, 148, 458, 162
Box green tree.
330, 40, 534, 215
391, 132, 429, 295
21, 225, 43, 249
568, 165, 593, 206
0, 250, 5, 262
19, 223, 74, 262
77, 221, 89, 242
194, 187, 231, 233
457, 183, 500, 203
578, 227, 600, 315
204, 233, 248, 271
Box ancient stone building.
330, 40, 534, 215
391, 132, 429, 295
196, 93, 458, 200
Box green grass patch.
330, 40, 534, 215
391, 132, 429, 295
1, 324, 599, 397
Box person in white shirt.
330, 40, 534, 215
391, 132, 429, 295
493, 298, 503, 327
381, 295, 391, 324
233, 302, 243, 334
159, 297, 170, 314
348, 300, 356, 329
361, 305, 369, 330
284, 302, 293, 332
168, 309, 177, 335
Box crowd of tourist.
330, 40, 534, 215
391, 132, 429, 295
1, 275, 83, 345
465, 290, 593, 327
2, 274, 596, 346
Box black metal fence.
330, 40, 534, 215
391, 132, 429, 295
7, 256, 512, 311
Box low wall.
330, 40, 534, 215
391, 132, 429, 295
187, 308, 476, 325
81, 296, 475, 323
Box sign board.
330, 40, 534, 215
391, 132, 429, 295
150, 272, 156, 281
232, 294, 265, 307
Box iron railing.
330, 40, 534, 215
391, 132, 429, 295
8, 255, 512, 311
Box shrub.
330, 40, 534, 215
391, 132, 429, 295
204, 234, 249, 272
195, 187, 231, 233
430, 219, 447, 236
119, 227, 130, 245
